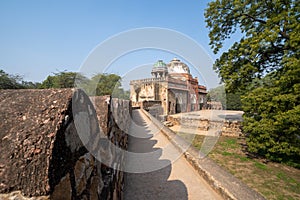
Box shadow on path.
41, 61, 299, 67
124, 110, 188, 200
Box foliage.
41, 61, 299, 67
207, 85, 226, 107
88, 73, 121, 96
208, 85, 242, 110
21, 81, 41, 89
242, 69, 300, 167
39, 71, 89, 89
0, 70, 40, 89
205, 0, 300, 166
84, 73, 129, 99
226, 93, 242, 110
0, 70, 23, 89
1, 70, 129, 99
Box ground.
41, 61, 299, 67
124, 110, 222, 200
177, 133, 300, 200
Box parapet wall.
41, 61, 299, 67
0, 89, 131, 200
91, 96, 131, 200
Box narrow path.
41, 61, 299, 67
124, 110, 222, 200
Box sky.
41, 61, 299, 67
0, 0, 239, 89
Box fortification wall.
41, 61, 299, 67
0, 89, 131, 200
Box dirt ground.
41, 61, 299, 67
185, 134, 300, 200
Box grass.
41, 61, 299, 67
254, 161, 268, 170
222, 151, 233, 156
176, 132, 300, 200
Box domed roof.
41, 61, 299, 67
152, 60, 168, 73
153, 60, 167, 68
167, 58, 190, 74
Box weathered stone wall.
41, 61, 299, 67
90, 96, 131, 200
167, 115, 242, 137
220, 121, 242, 137
0, 89, 131, 200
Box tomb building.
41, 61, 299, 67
130, 58, 207, 115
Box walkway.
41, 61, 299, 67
124, 109, 222, 200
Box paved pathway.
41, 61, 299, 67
124, 110, 222, 200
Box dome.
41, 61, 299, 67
167, 58, 190, 74
151, 60, 168, 78
153, 60, 167, 68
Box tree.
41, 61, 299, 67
0, 70, 41, 89
205, 0, 300, 167
39, 71, 89, 89
207, 85, 226, 107
82, 73, 129, 99
21, 81, 41, 89
0, 70, 23, 89
39, 71, 129, 98
93, 73, 121, 96
208, 85, 242, 110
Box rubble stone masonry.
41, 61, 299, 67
167, 115, 242, 137
0, 89, 131, 200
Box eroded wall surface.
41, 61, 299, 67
0, 90, 131, 200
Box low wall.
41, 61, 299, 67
167, 115, 242, 137
0, 89, 131, 200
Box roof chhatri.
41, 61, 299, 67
153, 60, 167, 68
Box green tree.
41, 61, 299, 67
40, 72, 129, 99
207, 85, 226, 107
39, 71, 89, 89
83, 73, 129, 99
21, 81, 41, 89
227, 93, 242, 110
205, 0, 300, 166
208, 85, 242, 110
93, 73, 121, 96
0, 70, 41, 89
0, 70, 23, 89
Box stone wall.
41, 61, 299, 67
0, 89, 131, 200
167, 115, 242, 137
91, 96, 131, 200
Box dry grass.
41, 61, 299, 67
177, 133, 300, 200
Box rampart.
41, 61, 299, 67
0, 89, 131, 200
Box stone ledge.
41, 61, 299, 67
141, 109, 265, 200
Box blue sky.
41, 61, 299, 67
0, 0, 239, 89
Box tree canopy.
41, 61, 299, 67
0, 70, 40, 89
205, 0, 300, 167
1, 70, 129, 99
39, 71, 89, 89
205, 0, 299, 91
0, 70, 23, 89
208, 85, 242, 110
38, 71, 130, 99
84, 73, 129, 98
